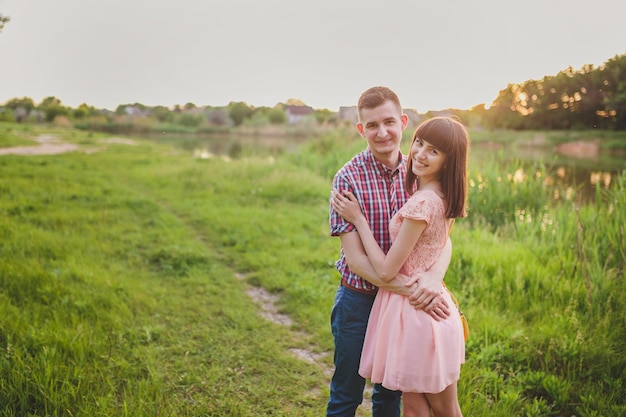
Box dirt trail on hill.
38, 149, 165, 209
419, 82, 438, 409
240, 273, 374, 416
0, 135, 136, 156
0, 134, 80, 155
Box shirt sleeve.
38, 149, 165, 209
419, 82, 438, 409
329, 171, 357, 237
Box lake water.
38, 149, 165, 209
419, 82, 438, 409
153, 132, 310, 159
155, 132, 625, 205
470, 140, 625, 204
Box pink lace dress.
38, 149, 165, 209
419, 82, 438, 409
358, 189, 465, 393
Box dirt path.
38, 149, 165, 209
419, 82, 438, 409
0, 134, 80, 155
2, 132, 372, 414
0, 134, 136, 156
239, 273, 374, 416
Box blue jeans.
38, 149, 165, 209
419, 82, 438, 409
326, 285, 402, 417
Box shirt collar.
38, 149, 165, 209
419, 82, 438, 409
366, 148, 405, 177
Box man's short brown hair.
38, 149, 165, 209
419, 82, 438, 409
357, 86, 402, 118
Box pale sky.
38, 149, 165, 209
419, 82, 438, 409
1, 0, 625, 112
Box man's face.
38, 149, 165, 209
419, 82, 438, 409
356, 100, 408, 163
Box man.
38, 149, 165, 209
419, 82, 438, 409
327, 86, 452, 417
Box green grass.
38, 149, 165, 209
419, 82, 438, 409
0, 124, 624, 416
0, 124, 40, 147
0, 136, 328, 416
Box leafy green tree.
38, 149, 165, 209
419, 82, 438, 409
314, 108, 336, 125
484, 53, 626, 130
38, 96, 70, 122
152, 105, 174, 123
485, 84, 524, 129
72, 103, 97, 119
601, 54, 626, 130
228, 101, 253, 126
267, 108, 287, 124
4, 97, 35, 111
245, 112, 271, 127
572, 65, 604, 128
4, 97, 35, 122
177, 112, 203, 128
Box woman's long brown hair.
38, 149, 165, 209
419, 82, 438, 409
405, 116, 469, 219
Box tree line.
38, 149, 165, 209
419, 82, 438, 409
0, 97, 339, 135
480, 53, 626, 130
1, 53, 625, 132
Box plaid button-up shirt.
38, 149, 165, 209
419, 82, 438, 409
329, 148, 408, 292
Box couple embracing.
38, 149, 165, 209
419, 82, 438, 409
327, 86, 469, 417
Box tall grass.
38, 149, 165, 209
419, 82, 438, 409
452, 156, 625, 416
0, 125, 624, 416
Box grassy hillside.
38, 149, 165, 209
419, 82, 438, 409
0, 124, 624, 416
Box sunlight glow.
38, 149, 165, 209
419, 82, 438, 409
509, 169, 526, 184
590, 171, 612, 188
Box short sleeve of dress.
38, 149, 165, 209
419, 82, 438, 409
400, 190, 441, 226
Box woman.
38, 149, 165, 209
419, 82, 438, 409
331, 116, 469, 417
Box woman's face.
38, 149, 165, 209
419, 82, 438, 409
410, 137, 447, 182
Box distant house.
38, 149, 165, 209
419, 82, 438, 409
338, 106, 358, 124
123, 106, 149, 117
285, 105, 314, 125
